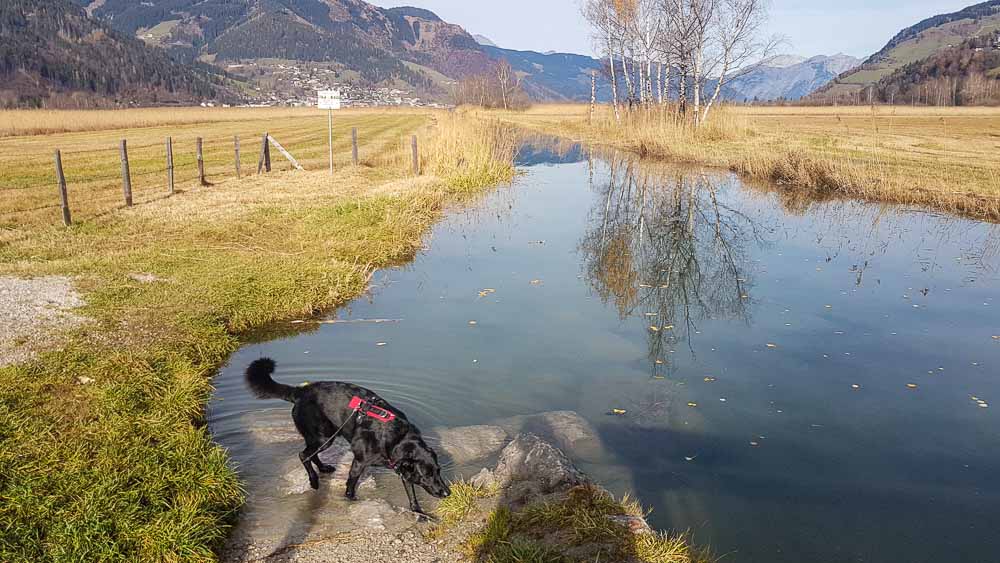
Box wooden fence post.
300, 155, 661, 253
352, 127, 359, 166
411, 135, 419, 175
196, 137, 207, 186
54, 150, 71, 226
120, 139, 133, 207
166, 137, 175, 195
257, 132, 271, 174
265, 135, 271, 172
234, 136, 241, 179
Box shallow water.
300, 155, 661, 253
209, 140, 1000, 563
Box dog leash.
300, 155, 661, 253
300, 396, 397, 465
301, 415, 354, 464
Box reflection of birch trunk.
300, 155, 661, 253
581, 151, 766, 361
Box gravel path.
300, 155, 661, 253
0, 276, 85, 367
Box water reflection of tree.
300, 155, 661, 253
582, 152, 768, 383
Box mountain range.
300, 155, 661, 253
7, 0, 996, 108
727, 54, 861, 101
813, 0, 1000, 103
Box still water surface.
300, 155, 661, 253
210, 140, 1000, 563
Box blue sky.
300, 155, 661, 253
370, 0, 977, 58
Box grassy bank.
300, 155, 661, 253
491, 104, 1000, 222
434, 483, 712, 563
0, 109, 516, 561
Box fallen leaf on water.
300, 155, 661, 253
750, 441, 760, 447
649, 326, 660, 332
663, 325, 675, 330
478, 291, 489, 297
687, 402, 698, 408
719, 398, 728, 403
766, 343, 778, 349
684, 456, 697, 462
610, 409, 627, 416
530, 279, 543, 285
376, 342, 387, 347
639, 284, 653, 288
468, 320, 478, 326
704, 377, 717, 382
851, 384, 861, 390
483, 288, 496, 293
652, 375, 666, 380
906, 383, 918, 389
655, 359, 665, 365
825, 305, 833, 309
645, 312, 658, 317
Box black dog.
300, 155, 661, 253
245, 358, 450, 516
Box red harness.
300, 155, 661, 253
349, 396, 397, 423
349, 396, 398, 468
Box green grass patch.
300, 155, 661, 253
460, 486, 711, 563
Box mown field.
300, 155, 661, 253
0, 107, 517, 562
0, 108, 433, 232
492, 104, 1000, 222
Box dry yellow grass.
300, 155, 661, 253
0, 108, 435, 232
491, 103, 1000, 221
0, 106, 407, 137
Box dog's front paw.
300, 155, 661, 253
413, 510, 437, 523
344, 491, 357, 501
316, 463, 337, 474
309, 476, 320, 490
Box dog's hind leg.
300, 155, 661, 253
292, 402, 325, 490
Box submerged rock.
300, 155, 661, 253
429, 424, 509, 464
494, 410, 604, 461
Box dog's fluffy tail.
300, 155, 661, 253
245, 358, 299, 402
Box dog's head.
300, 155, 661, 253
396, 438, 450, 499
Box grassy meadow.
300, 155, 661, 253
491, 104, 1000, 222
0, 107, 517, 561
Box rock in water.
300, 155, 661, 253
493, 433, 590, 507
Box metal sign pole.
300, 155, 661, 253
328, 108, 334, 176
318, 89, 341, 177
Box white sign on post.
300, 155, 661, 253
319, 90, 342, 175
318, 90, 342, 110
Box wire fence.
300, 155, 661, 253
2, 126, 420, 226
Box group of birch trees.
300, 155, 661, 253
583, 0, 778, 125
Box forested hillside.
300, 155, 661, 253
0, 0, 236, 108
